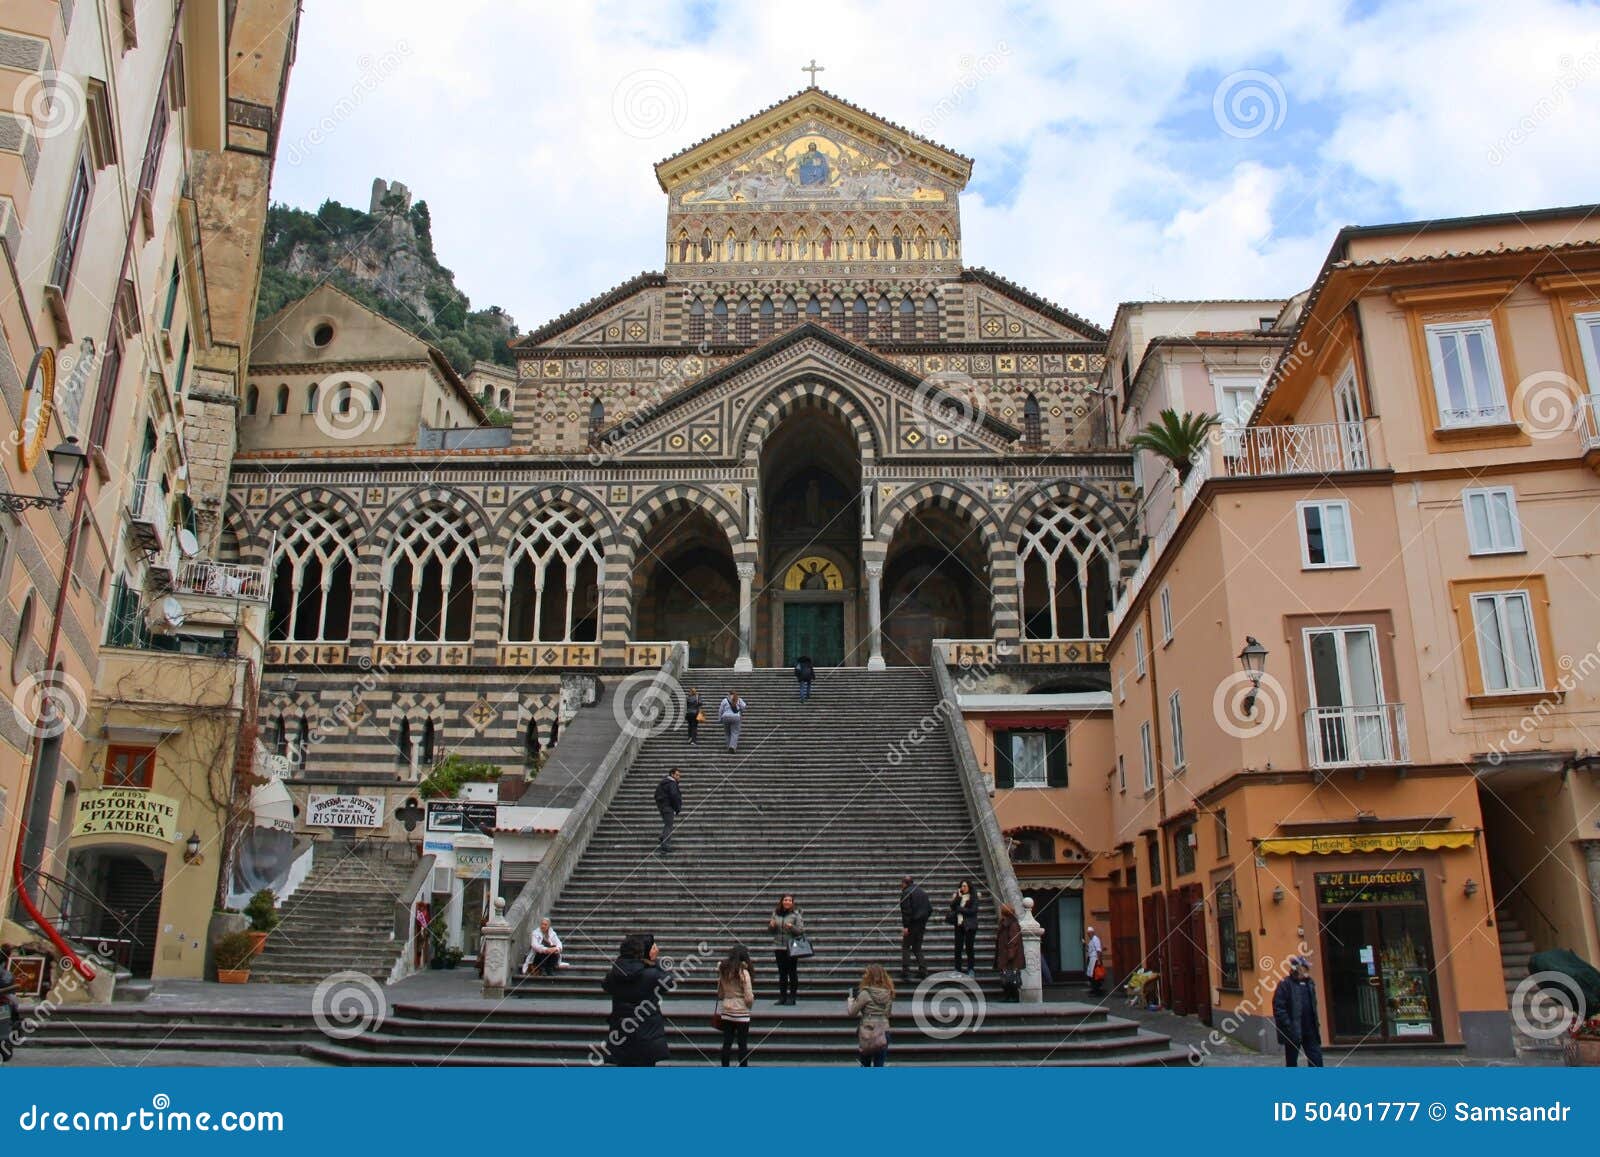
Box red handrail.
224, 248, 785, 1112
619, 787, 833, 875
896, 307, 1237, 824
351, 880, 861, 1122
11, 837, 95, 983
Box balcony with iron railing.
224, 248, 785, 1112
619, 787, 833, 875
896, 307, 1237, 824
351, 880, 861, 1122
126, 476, 172, 557
1580, 394, 1600, 456
1215, 417, 1384, 478
170, 559, 269, 602
1304, 702, 1409, 769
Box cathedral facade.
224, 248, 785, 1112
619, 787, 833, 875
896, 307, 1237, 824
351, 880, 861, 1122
230, 88, 1136, 804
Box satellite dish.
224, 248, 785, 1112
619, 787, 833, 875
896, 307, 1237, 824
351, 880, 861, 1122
160, 596, 186, 628
177, 528, 200, 558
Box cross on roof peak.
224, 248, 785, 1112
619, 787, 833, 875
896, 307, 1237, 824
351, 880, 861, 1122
801, 59, 824, 85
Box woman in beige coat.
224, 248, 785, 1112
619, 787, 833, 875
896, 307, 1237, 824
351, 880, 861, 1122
846, 963, 895, 1066
716, 944, 755, 1066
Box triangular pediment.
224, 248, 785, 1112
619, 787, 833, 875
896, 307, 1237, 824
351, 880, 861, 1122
655, 88, 973, 200
599, 325, 1020, 462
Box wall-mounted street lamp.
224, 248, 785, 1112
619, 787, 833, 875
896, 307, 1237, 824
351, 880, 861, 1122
1271, 885, 1287, 904
183, 831, 204, 865
1238, 636, 1269, 715
1, 437, 87, 513
1463, 878, 1479, 898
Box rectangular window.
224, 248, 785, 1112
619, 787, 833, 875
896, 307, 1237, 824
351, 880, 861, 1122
1212, 374, 1262, 427
161, 260, 181, 330
1215, 809, 1230, 859
173, 329, 190, 396
1299, 499, 1355, 568
1168, 690, 1186, 771
1424, 320, 1508, 427
51, 151, 94, 294
1147, 833, 1162, 886
1139, 720, 1154, 791
139, 97, 168, 196
86, 334, 124, 451
1216, 877, 1240, 988
1173, 823, 1196, 876
1011, 732, 1049, 788
1463, 486, 1522, 555
105, 574, 148, 648
1117, 671, 1126, 704
1117, 753, 1126, 792
1575, 311, 1600, 392
1472, 590, 1543, 692
1159, 585, 1173, 643
1133, 624, 1147, 679
104, 744, 156, 788
993, 729, 1067, 789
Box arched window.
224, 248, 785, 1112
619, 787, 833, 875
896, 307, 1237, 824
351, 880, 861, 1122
499, 388, 511, 410
381, 506, 478, 642
1019, 503, 1117, 640
806, 294, 821, 324
503, 504, 603, 643
712, 297, 728, 342
782, 294, 798, 328
1023, 394, 1042, 447
735, 296, 752, 343
588, 398, 605, 446
395, 717, 412, 766
274, 385, 289, 415
829, 295, 844, 330
268, 507, 357, 642
333, 382, 353, 416
13, 591, 35, 682
758, 296, 774, 339
370, 381, 384, 413
245, 385, 259, 416
876, 295, 891, 336
923, 293, 940, 338
898, 296, 914, 338
305, 383, 319, 414
687, 296, 705, 342
851, 295, 868, 340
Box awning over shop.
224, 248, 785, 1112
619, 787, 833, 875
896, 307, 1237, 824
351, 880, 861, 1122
1256, 829, 1477, 856
249, 777, 296, 833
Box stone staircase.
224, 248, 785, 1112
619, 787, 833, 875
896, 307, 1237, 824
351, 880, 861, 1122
248, 843, 415, 984
1497, 908, 1563, 1057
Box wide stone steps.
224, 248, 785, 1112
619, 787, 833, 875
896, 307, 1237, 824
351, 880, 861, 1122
248, 848, 415, 984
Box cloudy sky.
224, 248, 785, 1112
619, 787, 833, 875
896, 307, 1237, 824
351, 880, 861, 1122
269, 0, 1600, 334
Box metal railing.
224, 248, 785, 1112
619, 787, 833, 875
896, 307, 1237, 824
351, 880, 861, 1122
171, 559, 269, 601
1304, 702, 1409, 768
1219, 420, 1374, 476
127, 477, 171, 548
23, 867, 143, 970
1580, 395, 1600, 453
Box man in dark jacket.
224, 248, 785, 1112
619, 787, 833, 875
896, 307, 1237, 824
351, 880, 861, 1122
899, 876, 932, 980
654, 768, 682, 855
600, 933, 672, 1066
794, 655, 815, 702
1272, 955, 1324, 1067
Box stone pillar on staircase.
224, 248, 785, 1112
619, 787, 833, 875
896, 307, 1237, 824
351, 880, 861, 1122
734, 562, 755, 672
1019, 895, 1044, 1002
480, 896, 512, 999
866, 561, 886, 671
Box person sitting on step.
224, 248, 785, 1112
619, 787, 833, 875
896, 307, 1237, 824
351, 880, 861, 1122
522, 917, 565, 976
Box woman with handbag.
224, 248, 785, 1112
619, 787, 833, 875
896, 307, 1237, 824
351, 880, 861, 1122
995, 903, 1025, 1002
767, 893, 805, 1005
846, 964, 895, 1066
715, 944, 755, 1066
948, 879, 980, 975
685, 687, 702, 746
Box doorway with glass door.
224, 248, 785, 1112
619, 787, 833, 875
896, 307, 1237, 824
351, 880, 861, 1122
1316, 867, 1442, 1043
1304, 626, 1393, 766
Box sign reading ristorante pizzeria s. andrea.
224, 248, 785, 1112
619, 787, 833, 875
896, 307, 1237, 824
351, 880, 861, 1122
73, 788, 180, 841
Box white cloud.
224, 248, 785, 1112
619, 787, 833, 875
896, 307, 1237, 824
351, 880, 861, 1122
269, 0, 1600, 333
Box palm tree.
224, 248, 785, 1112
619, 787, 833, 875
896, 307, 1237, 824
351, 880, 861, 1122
1128, 409, 1220, 480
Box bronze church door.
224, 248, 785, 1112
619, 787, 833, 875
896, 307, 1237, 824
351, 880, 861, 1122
784, 602, 844, 667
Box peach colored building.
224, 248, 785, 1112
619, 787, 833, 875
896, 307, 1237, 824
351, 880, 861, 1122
1100, 204, 1600, 1058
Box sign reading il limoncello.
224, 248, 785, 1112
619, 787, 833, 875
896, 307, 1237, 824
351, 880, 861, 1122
74, 788, 180, 841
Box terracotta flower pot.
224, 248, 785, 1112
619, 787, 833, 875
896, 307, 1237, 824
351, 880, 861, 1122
216, 968, 251, 985
1563, 1036, 1600, 1066
246, 931, 269, 955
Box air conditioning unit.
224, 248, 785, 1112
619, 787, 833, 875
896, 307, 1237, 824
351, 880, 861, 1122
431, 866, 453, 895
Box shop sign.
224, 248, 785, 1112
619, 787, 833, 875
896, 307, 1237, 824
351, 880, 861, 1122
427, 801, 497, 834
1257, 829, 1476, 857
73, 789, 180, 841
455, 848, 491, 880
306, 793, 384, 828
1315, 868, 1427, 906
423, 839, 455, 854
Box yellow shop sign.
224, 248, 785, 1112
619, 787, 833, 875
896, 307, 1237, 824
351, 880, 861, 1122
1257, 829, 1477, 856
73, 788, 181, 842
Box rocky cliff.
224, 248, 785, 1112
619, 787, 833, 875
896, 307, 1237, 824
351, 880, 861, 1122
257, 178, 516, 373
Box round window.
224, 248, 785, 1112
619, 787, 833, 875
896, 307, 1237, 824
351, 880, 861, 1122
311, 322, 335, 347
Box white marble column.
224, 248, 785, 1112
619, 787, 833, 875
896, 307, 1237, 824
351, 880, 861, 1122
480, 897, 512, 998
1019, 895, 1044, 1002
866, 561, 886, 671
734, 561, 755, 672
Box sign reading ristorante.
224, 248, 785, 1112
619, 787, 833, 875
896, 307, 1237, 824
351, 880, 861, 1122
73, 788, 180, 841
306, 793, 384, 828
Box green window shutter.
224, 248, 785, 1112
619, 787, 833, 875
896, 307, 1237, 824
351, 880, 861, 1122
1046, 730, 1068, 787
993, 730, 1014, 789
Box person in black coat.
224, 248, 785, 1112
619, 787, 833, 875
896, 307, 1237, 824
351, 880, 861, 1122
947, 880, 982, 974
794, 655, 815, 702
899, 876, 932, 980
601, 933, 672, 1066
654, 767, 682, 855
1272, 955, 1324, 1067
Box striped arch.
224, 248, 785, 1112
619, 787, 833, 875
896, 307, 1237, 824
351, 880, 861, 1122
366, 484, 492, 554
617, 484, 747, 560
736, 377, 882, 466
1003, 479, 1138, 575
246, 485, 370, 560
873, 480, 1001, 546
1003, 825, 1094, 862
489, 484, 620, 554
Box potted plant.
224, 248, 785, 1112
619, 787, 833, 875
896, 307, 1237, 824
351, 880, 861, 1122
214, 931, 258, 984
1128, 409, 1220, 481
1565, 1013, 1600, 1066
244, 888, 280, 954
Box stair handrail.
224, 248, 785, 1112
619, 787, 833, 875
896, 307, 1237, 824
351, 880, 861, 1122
497, 642, 688, 989
928, 643, 1024, 915
388, 853, 437, 983
1498, 877, 1561, 950
21, 865, 143, 968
